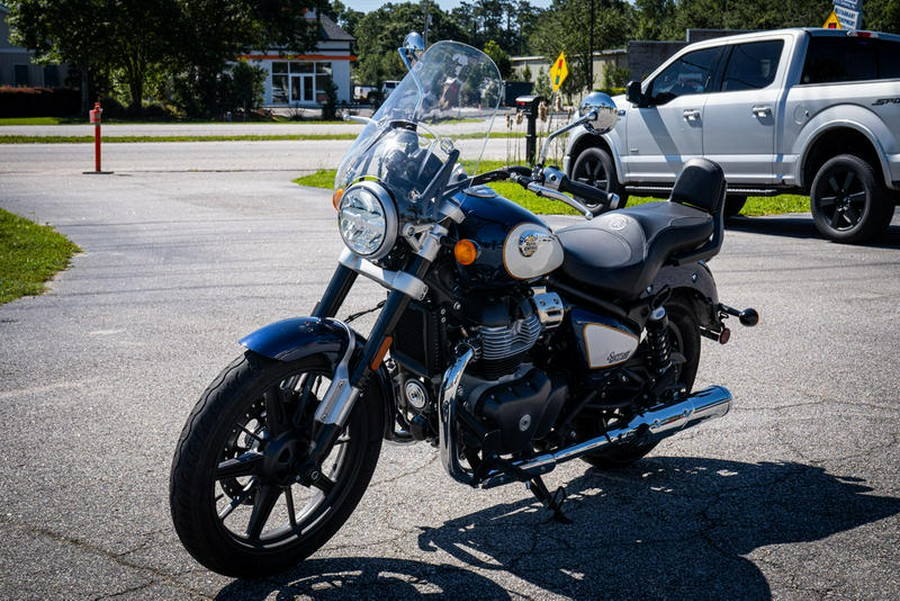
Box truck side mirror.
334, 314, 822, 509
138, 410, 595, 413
625, 80, 645, 106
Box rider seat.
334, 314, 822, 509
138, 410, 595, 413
555, 158, 726, 299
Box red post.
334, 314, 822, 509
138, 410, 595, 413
89, 101, 103, 173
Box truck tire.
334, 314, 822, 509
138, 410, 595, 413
724, 195, 747, 218
571, 147, 628, 209
810, 154, 894, 244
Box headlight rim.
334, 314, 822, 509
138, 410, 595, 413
337, 180, 399, 261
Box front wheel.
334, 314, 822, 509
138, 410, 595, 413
810, 154, 894, 244
571, 146, 628, 209
170, 351, 383, 578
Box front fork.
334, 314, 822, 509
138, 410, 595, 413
305, 252, 434, 467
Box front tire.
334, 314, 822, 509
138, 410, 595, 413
810, 154, 894, 244
571, 146, 628, 209
581, 299, 701, 469
170, 351, 383, 578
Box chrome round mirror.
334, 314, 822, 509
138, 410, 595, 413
579, 92, 618, 134
400, 32, 426, 70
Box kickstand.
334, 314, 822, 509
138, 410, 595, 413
527, 476, 573, 524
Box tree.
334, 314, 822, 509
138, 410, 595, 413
484, 40, 512, 78
865, 0, 900, 33
450, 0, 543, 56
353, 2, 466, 86
7, 0, 329, 117
529, 0, 636, 94
7, 0, 116, 113
170, 0, 328, 117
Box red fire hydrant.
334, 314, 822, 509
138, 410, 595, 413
88, 101, 103, 173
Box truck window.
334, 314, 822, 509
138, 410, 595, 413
648, 47, 721, 105
721, 40, 783, 92
801, 36, 889, 84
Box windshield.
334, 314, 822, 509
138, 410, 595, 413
335, 41, 502, 213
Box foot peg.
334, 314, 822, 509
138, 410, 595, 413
718, 303, 759, 327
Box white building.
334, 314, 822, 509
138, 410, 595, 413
239, 12, 354, 108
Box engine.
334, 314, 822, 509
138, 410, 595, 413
392, 287, 567, 454
467, 288, 563, 380
458, 289, 567, 454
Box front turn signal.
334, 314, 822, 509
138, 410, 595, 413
454, 239, 479, 266
332, 188, 345, 211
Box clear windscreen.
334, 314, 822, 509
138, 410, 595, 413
334, 41, 502, 200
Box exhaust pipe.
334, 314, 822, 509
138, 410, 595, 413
439, 353, 732, 488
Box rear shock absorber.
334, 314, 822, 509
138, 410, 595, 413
646, 306, 671, 376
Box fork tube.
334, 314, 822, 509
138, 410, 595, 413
313, 264, 359, 318
308, 256, 429, 465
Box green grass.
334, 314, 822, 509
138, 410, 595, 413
0, 133, 361, 144
293, 169, 336, 189
0, 209, 81, 305
294, 161, 810, 216
0, 116, 82, 126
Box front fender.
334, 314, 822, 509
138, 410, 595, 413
239, 316, 398, 441
240, 316, 347, 363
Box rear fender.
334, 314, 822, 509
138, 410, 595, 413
648, 262, 720, 327
240, 316, 397, 441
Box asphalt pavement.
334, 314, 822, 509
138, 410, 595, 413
0, 137, 898, 600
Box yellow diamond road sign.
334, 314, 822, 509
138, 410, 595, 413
550, 52, 569, 92
823, 10, 842, 29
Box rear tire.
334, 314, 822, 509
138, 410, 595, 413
571, 146, 628, 209
810, 154, 894, 244
581, 299, 700, 469
170, 351, 383, 578
724, 195, 747, 219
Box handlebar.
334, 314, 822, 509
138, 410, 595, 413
542, 167, 620, 211
448, 165, 620, 220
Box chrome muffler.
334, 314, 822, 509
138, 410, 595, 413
438, 350, 733, 488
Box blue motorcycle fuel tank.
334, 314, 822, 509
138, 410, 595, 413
454, 186, 564, 288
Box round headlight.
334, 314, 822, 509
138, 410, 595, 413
337, 181, 398, 260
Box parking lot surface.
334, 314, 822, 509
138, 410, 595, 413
0, 141, 898, 599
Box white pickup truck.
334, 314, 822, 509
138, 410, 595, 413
564, 28, 900, 243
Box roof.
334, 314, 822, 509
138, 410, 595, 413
319, 14, 353, 43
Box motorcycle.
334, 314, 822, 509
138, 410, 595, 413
169, 35, 758, 578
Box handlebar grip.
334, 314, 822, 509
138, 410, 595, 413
557, 175, 617, 210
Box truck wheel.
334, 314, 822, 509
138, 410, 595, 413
571, 147, 628, 209
724, 195, 747, 218
810, 154, 894, 243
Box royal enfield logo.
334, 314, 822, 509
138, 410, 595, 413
519, 231, 554, 257
609, 215, 628, 231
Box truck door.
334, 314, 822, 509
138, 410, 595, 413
625, 46, 722, 183
703, 39, 785, 185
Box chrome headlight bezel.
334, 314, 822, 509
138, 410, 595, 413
337, 180, 398, 261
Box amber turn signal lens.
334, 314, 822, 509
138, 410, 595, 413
332, 188, 344, 211
454, 239, 479, 265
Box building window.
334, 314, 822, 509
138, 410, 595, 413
270, 61, 332, 105
14, 65, 30, 87
43, 65, 60, 88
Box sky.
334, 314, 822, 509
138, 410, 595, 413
342, 1, 554, 13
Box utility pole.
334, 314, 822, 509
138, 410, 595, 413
423, 0, 431, 47
589, 0, 595, 90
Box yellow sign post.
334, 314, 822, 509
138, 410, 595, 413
550, 52, 569, 92
823, 10, 843, 29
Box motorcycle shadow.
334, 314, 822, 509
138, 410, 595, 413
726, 212, 900, 248
215, 456, 900, 600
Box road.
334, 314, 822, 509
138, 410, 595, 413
0, 139, 898, 599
